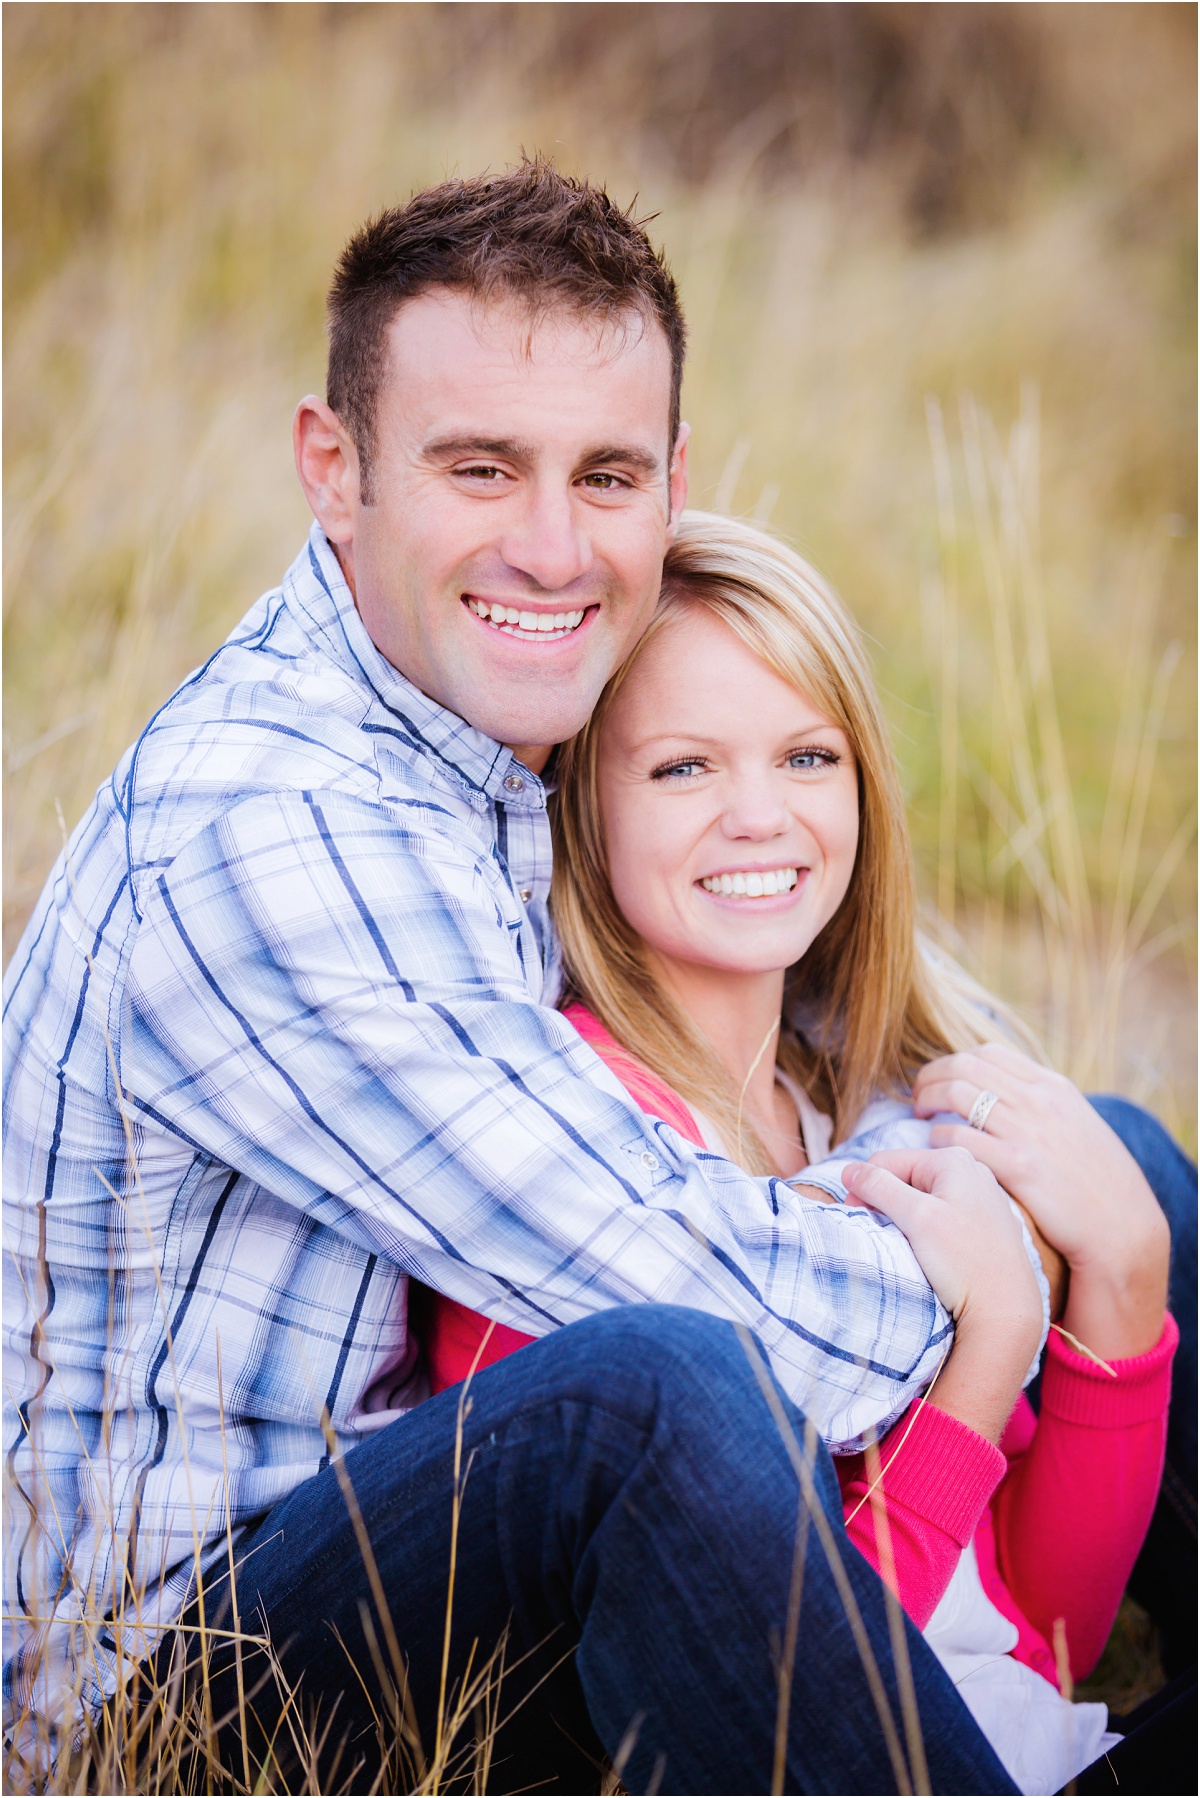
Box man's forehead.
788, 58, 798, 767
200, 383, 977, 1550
384, 286, 669, 392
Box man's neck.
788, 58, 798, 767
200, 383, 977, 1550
505, 743, 553, 775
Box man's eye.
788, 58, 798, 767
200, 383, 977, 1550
650, 759, 707, 781
458, 465, 507, 482
580, 472, 626, 491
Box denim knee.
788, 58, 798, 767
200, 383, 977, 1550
549, 1302, 767, 1401
1089, 1093, 1192, 1174
535, 1303, 834, 1495
1088, 1094, 1197, 1230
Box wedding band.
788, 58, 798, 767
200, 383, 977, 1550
968, 1089, 1000, 1132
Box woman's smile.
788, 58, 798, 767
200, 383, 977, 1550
696, 864, 804, 902
596, 606, 859, 982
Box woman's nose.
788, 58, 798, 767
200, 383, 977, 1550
498, 483, 593, 592
720, 775, 791, 840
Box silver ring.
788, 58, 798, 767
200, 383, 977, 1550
967, 1089, 1000, 1132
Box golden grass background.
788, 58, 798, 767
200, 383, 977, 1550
5, 1, 1196, 1147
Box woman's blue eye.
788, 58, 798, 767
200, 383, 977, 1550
651, 760, 706, 780
789, 748, 837, 771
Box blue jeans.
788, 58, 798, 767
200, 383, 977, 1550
1088, 1096, 1197, 1678
198, 1306, 1015, 1795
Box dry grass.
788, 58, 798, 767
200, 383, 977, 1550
5, 5, 1193, 1141
3, 5, 1194, 1791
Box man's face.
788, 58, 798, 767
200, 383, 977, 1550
309, 289, 687, 761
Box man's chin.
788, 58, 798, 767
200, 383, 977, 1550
453, 686, 605, 761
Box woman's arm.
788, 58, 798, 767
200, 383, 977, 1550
909, 1047, 1175, 1673
836, 1397, 1008, 1627
990, 1316, 1177, 1678
912, 1042, 1170, 1360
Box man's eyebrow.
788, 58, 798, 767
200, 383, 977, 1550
422, 435, 539, 463
421, 436, 664, 476
580, 443, 663, 476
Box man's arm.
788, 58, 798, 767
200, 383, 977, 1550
122, 787, 952, 1449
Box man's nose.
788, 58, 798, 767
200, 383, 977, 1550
498, 483, 593, 592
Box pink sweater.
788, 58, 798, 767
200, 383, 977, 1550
423, 1004, 1176, 1686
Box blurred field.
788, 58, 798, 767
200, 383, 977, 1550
2, 11, 1195, 1786
4, 0, 1196, 1152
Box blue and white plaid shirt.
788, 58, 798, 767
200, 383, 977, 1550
4, 524, 953, 1735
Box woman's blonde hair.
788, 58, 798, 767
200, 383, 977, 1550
551, 509, 1034, 1172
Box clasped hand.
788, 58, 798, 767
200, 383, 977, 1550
913, 1042, 1169, 1362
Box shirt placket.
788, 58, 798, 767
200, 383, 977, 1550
496, 796, 556, 1003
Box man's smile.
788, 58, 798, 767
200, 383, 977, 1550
463, 594, 596, 643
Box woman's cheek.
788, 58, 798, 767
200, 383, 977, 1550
608, 812, 694, 954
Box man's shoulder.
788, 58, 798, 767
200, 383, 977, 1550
120, 553, 473, 884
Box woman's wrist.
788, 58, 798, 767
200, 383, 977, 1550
1061, 1262, 1168, 1362
929, 1307, 1041, 1445
1062, 1213, 1169, 1361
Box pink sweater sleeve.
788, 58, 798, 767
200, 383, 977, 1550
990, 1314, 1177, 1680
837, 1402, 1008, 1628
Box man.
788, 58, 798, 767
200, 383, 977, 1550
3, 162, 1189, 1793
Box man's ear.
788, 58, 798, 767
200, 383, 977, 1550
294, 397, 361, 546
665, 422, 691, 541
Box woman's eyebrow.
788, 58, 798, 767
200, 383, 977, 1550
627, 731, 723, 754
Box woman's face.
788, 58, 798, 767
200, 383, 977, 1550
596, 607, 861, 980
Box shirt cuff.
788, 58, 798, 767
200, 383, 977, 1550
1040, 1312, 1179, 1428
871, 1399, 1008, 1546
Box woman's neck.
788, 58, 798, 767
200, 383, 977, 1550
646, 955, 803, 1174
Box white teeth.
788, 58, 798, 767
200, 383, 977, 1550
699, 868, 799, 897
468, 599, 587, 637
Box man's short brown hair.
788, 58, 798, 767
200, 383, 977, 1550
327, 158, 686, 501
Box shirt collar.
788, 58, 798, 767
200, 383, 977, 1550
290, 522, 547, 811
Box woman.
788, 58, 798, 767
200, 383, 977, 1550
423, 512, 1182, 1793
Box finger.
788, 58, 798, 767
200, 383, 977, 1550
912, 1051, 994, 1088
842, 1160, 927, 1228
866, 1146, 979, 1194
928, 1120, 1020, 1182
915, 1045, 1043, 1090
911, 1076, 1016, 1132
973, 1040, 1049, 1082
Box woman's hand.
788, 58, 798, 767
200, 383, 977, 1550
843, 1146, 1044, 1443
912, 1042, 1169, 1360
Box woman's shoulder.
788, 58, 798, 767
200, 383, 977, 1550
560, 1002, 707, 1149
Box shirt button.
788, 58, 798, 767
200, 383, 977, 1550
503, 772, 525, 794
519, 887, 533, 902
640, 1151, 658, 1170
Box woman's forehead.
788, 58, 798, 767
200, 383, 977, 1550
609, 606, 843, 745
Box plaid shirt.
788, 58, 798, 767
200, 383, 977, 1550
4, 524, 952, 1735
